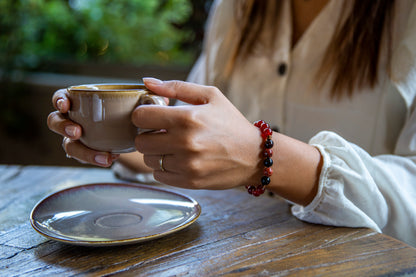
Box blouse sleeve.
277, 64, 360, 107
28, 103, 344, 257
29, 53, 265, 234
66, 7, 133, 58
291, 3, 416, 247
292, 131, 416, 247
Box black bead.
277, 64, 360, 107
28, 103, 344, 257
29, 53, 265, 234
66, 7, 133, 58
264, 157, 273, 167
277, 62, 287, 76
265, 138, 274, 149
261, 176, 270, 185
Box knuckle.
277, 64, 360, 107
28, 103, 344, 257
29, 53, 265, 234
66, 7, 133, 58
52, 89, 67, 106
182, 157, 203, 179
183, 133, 204, 154
177, 109, 201, 129
169, 80, 185, 92
47, 112, 56, 129
205, 85, 220, 99
177, 134, 198, 154
47, 112, 63, 130
188, 139, 202, 154
185, 158, 200, 173
206, 85, 219, 94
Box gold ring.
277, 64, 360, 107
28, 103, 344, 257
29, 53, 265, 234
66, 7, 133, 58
159, 155, 165, 172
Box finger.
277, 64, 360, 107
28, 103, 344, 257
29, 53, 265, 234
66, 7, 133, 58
152, 168, 206, 189
132, 101, 206, 134
143, 155, 194, 188
131, 104, 175, 130
143, 154, 179, 173
143, 78, 217, 105
134, 132, 172, 154
144, 154, 213, 189
153, 171, 190, 189
63, 137, 119, 167
52, 88, 70, 113
47, 111, 82, 139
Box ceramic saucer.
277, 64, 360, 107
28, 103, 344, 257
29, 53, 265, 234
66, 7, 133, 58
30, 183, 201, 246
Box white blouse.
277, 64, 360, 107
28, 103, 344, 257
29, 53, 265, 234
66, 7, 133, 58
186, 0, 416, 246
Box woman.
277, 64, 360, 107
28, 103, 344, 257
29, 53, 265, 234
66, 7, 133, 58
48, 0, 416, 246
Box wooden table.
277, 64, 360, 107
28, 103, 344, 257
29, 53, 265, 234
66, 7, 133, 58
1, 165, 415, 276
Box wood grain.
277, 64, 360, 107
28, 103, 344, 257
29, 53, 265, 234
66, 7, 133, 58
1, 165, 415, 276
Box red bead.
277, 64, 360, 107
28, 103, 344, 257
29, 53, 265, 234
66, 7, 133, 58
263, 128, 272, 136
252, 185, 265, 197
256, 185, 266, 194
247, 185, 255, 195
260, 128, 271, 140
263, 148, 273, 157
254, 120, 265, 128
252, 190, 260, 197
260, 123, 270, 132
263, 167, 273, 176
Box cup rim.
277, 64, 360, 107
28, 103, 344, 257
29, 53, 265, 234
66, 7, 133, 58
67, 83, 147, 92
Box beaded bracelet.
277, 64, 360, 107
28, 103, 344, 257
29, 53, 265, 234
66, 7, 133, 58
246, 120, 274, 197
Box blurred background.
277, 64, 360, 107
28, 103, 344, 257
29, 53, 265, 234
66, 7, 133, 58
0, 0, 212, 166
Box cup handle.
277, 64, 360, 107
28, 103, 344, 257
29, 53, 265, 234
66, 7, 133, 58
138, 94, 166, 106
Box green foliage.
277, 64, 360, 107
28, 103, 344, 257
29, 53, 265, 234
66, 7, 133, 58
0, 0, 194, 72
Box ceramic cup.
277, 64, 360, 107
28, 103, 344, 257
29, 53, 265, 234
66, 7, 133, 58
67, 83, 166, 153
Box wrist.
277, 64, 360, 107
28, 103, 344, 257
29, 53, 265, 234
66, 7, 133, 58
245, 120, 322, 205
267, 134, 322, 206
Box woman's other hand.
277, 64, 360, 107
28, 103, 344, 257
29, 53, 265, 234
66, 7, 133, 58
47, 88, 119, 167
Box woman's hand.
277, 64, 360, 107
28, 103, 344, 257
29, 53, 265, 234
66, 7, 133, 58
132, 78, 263, 190
47, 88, 119, 167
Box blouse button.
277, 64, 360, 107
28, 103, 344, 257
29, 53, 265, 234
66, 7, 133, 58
277, 63, 287, 76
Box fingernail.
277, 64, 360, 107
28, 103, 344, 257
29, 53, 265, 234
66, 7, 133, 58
95, 154, 109, 165
65, 125, 77, 137
57, 99, 64, 110
143, 77, 163, 86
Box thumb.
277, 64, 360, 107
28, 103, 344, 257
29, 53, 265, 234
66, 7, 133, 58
142, 78, 215, 105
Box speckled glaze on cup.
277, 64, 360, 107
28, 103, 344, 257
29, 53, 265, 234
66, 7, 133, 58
67, 83, 166, 153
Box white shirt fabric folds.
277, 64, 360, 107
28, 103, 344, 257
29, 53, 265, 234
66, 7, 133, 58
187, 0, 416, 246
